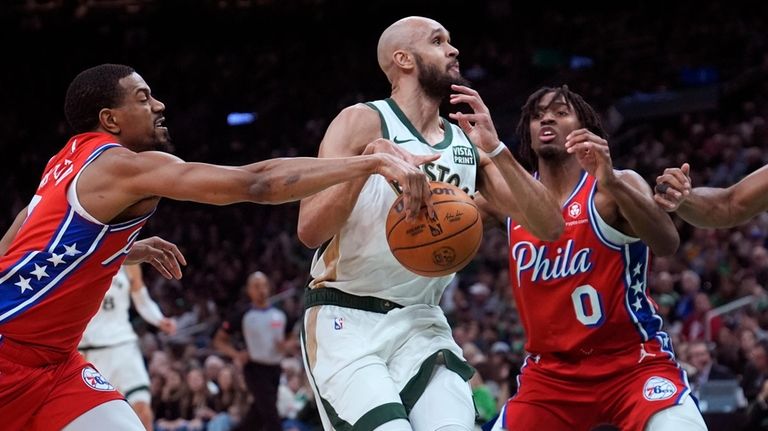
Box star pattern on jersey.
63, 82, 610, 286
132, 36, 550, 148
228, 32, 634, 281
633, 297, 643, 311
30, 263, 49, 281
63, 243, 81, 257
629, 262, 647, 313
14, 275, 33, 294
47, 252, 66, 267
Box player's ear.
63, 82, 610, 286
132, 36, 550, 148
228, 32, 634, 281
98, 108, 120, 134
393, 49, 414, 72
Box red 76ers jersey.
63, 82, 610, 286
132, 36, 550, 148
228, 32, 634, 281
508, 172, 673, 356
0, 132, 152, 361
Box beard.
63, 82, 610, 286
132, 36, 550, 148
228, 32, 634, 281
414, 53, 470, 100
536, 144, 568, 162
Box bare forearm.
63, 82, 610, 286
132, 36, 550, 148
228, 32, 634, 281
298, 177, 369, 248
246, 156, 380, 204
677, 187, 743, 228
604, 173, 679, 255
491, 150, 563, 240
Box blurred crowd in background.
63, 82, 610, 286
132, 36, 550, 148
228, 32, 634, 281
3, 1, 768, 429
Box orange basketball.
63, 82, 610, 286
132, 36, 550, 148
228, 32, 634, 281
386, 181, 483, 277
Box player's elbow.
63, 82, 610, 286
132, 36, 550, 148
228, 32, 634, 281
297, 219, 324, 249
541, 219, 565, 241
650, 236, 679, 257
532, 218, 565, 242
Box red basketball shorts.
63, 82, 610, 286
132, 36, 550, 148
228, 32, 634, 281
499, 341, 692, 431
0, 340, 125, 431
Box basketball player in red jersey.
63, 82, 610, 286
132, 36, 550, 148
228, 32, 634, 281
486, 86, 708, 431
0, 64, 437, 431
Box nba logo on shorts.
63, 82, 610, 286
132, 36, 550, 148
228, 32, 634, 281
333, 317, 344, 330
642, 376, 677, 401
81, 367, 115, 391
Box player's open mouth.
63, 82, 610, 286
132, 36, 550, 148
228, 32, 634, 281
539, 127, 557, 143
154, 118, 166, 129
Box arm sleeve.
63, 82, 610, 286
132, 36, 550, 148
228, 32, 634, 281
130, 286, 165, 327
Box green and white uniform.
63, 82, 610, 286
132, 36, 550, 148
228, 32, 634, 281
302, 98, 480, 431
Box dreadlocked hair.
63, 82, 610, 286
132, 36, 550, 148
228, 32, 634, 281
516, 85, 607, 168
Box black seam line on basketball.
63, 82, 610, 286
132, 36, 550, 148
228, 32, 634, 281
399, 238, 480, 274
390, 211, 480, 251
386, 200, 476, 239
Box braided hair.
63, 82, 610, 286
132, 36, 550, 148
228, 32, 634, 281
516, 85, 607, 168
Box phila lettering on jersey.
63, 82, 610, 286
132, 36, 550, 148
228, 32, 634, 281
308, 98, 479, 306
507, 172, 672, 357
0, 132, 153, 360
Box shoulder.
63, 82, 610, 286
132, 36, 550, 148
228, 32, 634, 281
319, 103, 382, 156
94, 148, 184, 177
614, 169, 652, 191
330, 103, 381, 135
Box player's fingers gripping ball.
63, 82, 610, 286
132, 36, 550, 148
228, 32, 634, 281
386, 181, 483, 277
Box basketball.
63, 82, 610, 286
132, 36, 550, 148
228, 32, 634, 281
386, 181, 483, 277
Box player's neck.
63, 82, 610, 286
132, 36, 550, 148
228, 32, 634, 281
390, 88, 443, 141
537, 159, 584, 205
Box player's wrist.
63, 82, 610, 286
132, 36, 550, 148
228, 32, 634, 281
485, 141, 506, 158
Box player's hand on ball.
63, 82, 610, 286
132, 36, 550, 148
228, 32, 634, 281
373, 152, 437, 222
653, 163, 691, 212
126, 236, 187, 279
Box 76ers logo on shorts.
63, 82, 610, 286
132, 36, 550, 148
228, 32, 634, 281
643, 376, 677, 401
82, 367, 115, 391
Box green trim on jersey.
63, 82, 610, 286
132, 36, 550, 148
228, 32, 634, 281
354, 403, 409, 431
460, 129, 482, 188
384, 98, 453, 149
399, 349, 475, 414
365, 102, 390, 139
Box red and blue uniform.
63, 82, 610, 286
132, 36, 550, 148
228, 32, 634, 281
0, 132, 152, 430
499, 172, 692, 431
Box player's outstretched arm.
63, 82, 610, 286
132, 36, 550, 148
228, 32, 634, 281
449, 85, 564, 241
119, 150, 421, 206
656, 163, 768, 228
0, 206, 27, 256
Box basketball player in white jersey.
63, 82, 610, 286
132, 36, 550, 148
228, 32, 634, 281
297, 16, 564, 431
79, 264, 176, 430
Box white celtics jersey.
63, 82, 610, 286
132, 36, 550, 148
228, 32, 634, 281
309, 98, 479, 306
79, 266, 137, 347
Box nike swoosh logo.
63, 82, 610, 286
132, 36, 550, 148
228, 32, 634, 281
393, 137, 417, 144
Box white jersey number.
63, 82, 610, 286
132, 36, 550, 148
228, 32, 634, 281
570, 284, 604, 327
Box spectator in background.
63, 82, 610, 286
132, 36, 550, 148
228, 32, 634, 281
208, 364, 249, 431
214, 271, 290, 431
155, 368, 186, 431
744, 340, 768, 402
178, 367, 216, 430
687, 340, 737, 396
682, 291, 722, 342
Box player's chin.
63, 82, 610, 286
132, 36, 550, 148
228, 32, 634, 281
155, 129, 173, 151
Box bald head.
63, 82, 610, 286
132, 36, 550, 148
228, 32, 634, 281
246, 271, 270, 305
377, 16, 444, 82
